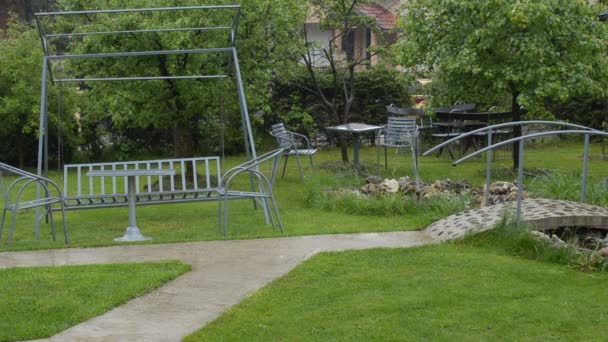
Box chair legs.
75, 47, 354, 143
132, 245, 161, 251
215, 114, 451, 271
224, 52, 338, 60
47, 206, 57, 242
281, 153, 312, 182
218, 194, 283, 237
0, 208, 7, 241
60, 203, 69, 244
377, 145, 420, 181
281, 155, 289, 178
7, 210, 18, 247
294, 153, 304, 182
377, 144, 381, 175
1, 204, 69, 246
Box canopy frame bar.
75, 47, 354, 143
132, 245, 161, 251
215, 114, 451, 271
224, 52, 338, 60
35, 5, 241, 16
45, 26, 233, 39
46, 47, 233, 61
54, 75, 229, 83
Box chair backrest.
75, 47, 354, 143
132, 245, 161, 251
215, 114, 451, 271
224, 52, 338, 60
0, 162, 62, 204
384, 117, 417, 146
221, 148, 285, 189
271, 123, 293, 149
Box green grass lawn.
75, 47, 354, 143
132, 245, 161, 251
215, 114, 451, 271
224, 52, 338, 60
1, 139, 606, 251
187, 244, 608, 341
0, 261, 191, 341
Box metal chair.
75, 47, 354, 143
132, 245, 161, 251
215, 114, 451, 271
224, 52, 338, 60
377, 117, 419, 180
217, 149, 285, 236
270, 123, 317, 182
0, 162, 68, 246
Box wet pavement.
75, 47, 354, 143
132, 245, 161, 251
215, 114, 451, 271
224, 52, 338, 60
2, 231, 433, 342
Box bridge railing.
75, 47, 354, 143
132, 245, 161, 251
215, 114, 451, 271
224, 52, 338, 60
432, 126, 608, 223
423, 121, 602, 207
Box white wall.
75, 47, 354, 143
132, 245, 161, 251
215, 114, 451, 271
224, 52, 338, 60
305, 23, 333, 67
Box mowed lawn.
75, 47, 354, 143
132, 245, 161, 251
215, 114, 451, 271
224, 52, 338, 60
1, 140, 605, 251
0, 261, 191, 341
187, 244, 608, 341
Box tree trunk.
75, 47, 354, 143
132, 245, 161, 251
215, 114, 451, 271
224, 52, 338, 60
511, 90, 521, 170
339, 134, 349, 162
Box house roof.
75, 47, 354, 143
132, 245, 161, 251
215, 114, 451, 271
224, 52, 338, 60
357, 4, 397, 30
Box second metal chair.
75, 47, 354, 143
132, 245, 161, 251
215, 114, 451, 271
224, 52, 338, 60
377, 117, 419, 181
270, 123, 317, 182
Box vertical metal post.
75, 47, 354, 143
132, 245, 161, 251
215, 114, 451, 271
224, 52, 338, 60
581, 133, 590, 203
485, 130, 493, 206
516, 139, 525, 225
35, 57, 49, 240
230, 48, 266, 215
128, 176, 137, 229
353, 133, 360, 174
230, 47, 257, 160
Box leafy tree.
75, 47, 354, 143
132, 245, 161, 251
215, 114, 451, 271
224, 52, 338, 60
394, 0, 608, 168
298, 0, 391, 162
0, 17, 76, 168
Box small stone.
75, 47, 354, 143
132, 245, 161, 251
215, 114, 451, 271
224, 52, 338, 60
600, 247, 608, 258
383, 179, 400, 193
397, 176, 411, 191
433, 180, 442, 190
550, 234, 566, 246
365, 175, 383, 184
361, 183, 379, 195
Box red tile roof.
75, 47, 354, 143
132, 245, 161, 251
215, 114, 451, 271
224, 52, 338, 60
357, 4, 397, 30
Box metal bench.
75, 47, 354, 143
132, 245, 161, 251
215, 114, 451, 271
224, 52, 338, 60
62, 157, 222, 210
0, 162, 68, 246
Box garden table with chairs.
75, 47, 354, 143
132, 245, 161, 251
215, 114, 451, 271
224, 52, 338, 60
432, 109, 513, 159
326, 123, 383, 174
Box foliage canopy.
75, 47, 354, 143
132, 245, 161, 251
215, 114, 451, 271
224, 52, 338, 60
394, 0, 608, 115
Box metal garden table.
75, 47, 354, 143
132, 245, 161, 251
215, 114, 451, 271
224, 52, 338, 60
326, 123, 383, 173
87, 169, 175, 242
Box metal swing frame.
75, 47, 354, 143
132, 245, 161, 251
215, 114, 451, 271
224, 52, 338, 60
35, 4, 256, 179
32, 5, 260, 236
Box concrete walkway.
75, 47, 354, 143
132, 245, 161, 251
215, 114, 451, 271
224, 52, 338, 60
0, 231, 434, 342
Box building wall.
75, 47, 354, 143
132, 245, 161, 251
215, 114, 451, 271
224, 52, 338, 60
305, 23, 334, 67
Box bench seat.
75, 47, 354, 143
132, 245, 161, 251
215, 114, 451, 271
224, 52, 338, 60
62, 157, 221, 210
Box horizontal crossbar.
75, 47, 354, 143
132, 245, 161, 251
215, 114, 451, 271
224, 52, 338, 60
46, 26, 233, 38
54, 75, 229, 83
47, 47, 233, 61
35, 5, 240, 17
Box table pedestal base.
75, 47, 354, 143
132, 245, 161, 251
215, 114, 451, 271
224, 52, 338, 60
114, 226, 152, 242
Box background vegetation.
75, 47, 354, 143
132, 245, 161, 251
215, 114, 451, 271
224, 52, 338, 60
1, 0, 607, 168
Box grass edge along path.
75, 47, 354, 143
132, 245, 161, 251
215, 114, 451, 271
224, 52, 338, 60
0, 261, 191, 341
187, 245, 608, 341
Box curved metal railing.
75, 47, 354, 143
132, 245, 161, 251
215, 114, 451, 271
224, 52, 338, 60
423, 121, 602, 207
433, 128, 608, 223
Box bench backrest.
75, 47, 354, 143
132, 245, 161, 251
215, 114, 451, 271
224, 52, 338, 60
63, 157, 221, 199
